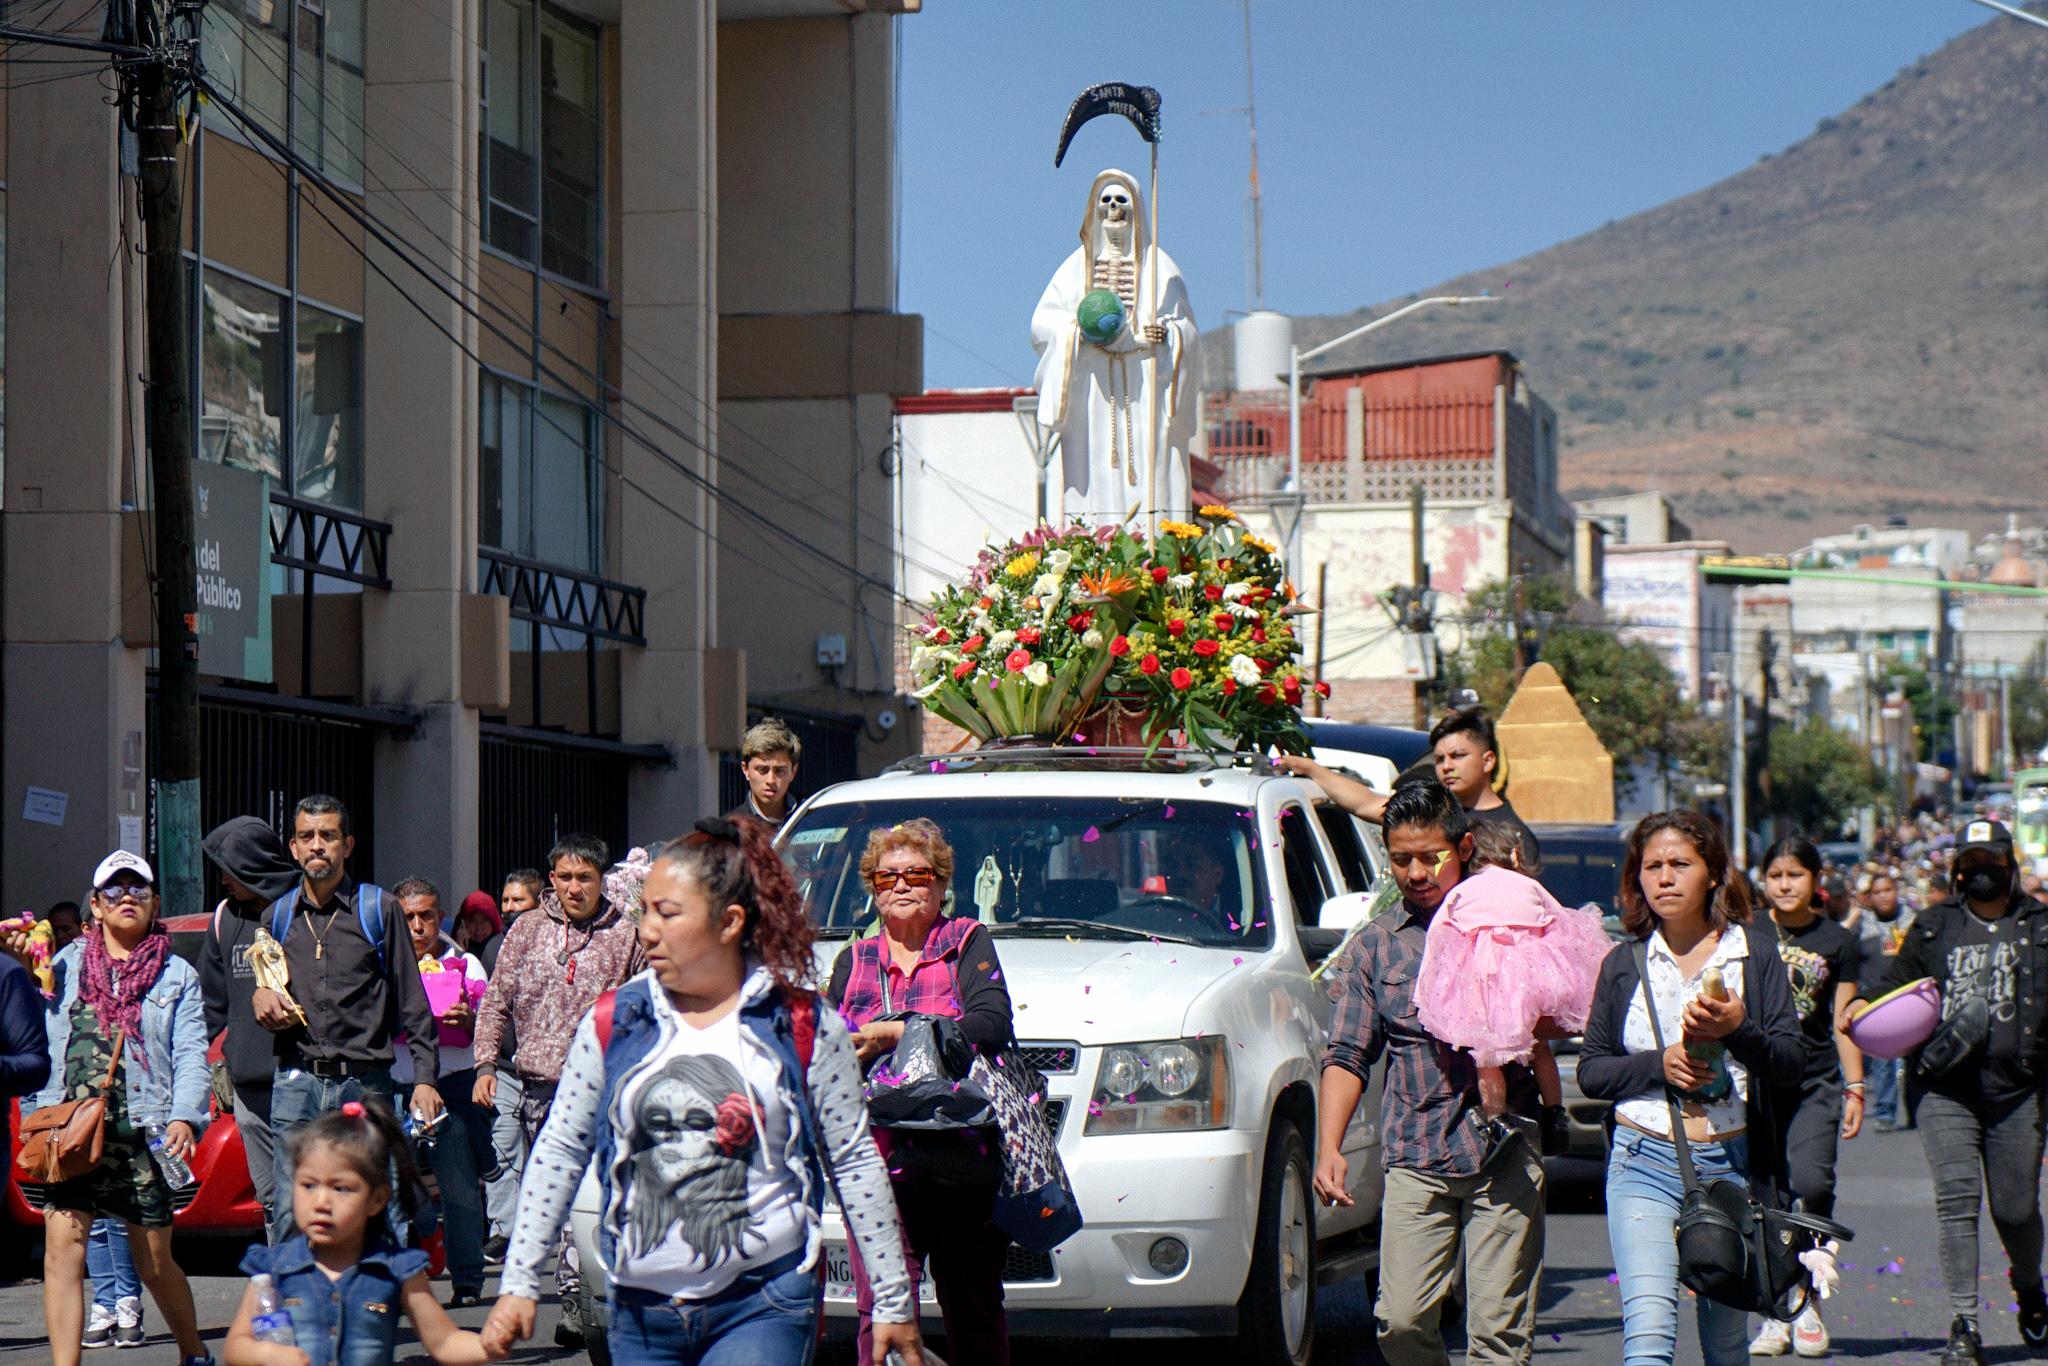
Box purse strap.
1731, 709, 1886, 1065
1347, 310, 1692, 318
98, 1029, 126, 1098
1631, 938, 1703, 1195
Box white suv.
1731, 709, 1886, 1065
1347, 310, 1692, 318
570, 746, 1398, 1366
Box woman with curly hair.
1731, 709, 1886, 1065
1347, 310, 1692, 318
482, 817, 927, 1366
826, 818, 1017, 1366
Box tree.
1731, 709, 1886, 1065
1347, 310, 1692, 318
2011, 644, 2048, 765
1767, 719, 1885, 836
1440, 576, 1720, 789
1891, 664, 1958, 763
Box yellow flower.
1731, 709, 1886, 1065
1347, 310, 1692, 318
1004, 551, 1042, 580
1197, 504, 1241, 522
1242, 532, 1277, 555
1158, 520, 1203, 541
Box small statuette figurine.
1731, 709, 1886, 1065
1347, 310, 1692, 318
244, 927, 309, 1026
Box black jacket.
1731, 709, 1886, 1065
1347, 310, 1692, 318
0, 956, 51, 1154
1577, 917, 1804, 1199
1873, 890, 2048, 1094
199, 817, 305, 1089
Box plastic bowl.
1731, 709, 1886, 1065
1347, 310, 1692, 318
1848, 977, 1942, 1060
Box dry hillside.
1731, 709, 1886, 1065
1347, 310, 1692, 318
1209, 10, 2048, 551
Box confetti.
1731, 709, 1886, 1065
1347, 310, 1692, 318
1233, 956, 1244, 965
1082, 826, 1102, 843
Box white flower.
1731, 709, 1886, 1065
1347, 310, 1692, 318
910, 645, 938, 672
1222, 582, 1252, 601
1046, 548, 1074, 572
1081, 629, 1104, 649
1228, 601, 1262, 620
1023, 661, 1052, 687
1031, 573, 1063, 599
1168, 573, 1196, 592
1229, 653, 1262, 687
912, 677, 947, 700
972, 615, 994, 637
989, 630, 1016, 650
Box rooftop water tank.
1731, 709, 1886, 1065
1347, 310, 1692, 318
1233, 310, 1293, 392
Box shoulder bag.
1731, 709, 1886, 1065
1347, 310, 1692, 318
974, 1047, 1084, 1251
17, 1029, 126, 1184
1631, 941, 1851, 1321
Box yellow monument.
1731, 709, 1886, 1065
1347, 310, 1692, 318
1497, 662, 1616, 824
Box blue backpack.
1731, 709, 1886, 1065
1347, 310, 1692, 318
266, 884, 390, 974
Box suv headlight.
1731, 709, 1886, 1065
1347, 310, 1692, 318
1084, 1036, 1230, 1134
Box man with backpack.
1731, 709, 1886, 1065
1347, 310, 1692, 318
253, 794, 442, 1242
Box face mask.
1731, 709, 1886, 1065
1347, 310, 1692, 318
1960, 867, 2009, 903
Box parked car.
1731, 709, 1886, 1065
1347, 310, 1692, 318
5, 913, 266, 1238
570, 746, 1401, 1366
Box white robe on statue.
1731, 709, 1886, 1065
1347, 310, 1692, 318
1029, 168, 1198, 526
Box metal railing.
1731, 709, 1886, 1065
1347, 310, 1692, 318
268, 492, 394, 699
1204, 387, 1505, 505
478, 548, 648, 734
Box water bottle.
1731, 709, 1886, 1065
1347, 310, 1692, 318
145, 1123, 195, 1189
1682, 968, 1733, 1102
249, 1273, 297, 1347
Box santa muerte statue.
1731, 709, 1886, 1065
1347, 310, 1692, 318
1030, 84, 1197, 530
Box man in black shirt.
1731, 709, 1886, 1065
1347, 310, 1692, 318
254, 794, 441, 1242
1280, 707, 1543, 871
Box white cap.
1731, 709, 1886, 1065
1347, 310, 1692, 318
92, 849, 155, 889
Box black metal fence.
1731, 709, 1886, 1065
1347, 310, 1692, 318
478, 728, 633, 890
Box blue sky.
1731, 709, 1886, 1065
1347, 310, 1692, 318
900, 1, 1994, 388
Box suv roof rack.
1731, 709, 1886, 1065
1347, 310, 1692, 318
882, 745, 1280, 777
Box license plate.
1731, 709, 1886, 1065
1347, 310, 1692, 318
824, 1244, 855, 1300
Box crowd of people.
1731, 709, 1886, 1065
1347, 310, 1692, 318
0, 705, 2042, 1366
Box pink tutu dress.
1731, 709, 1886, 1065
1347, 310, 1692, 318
1413, 865, 1613, 1068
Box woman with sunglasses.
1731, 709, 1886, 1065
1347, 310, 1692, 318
825, 818, 1017, 1366
28, 852, 213, 1366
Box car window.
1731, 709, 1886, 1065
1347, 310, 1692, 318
783, 796, 1271, 950
1540, 843, 1624, 914
1314, 802, 1373, 892
1277, 804, 1334, 925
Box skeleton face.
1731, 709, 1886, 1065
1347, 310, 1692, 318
640, 1073, 724, 1193
1098, 186, 1132, 224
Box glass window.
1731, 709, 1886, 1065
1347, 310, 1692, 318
1314, 802, 1374, 892
533, 391, 596, 571
480, 372, 530, 555
483, 0, 537, 259
784, 797, 1271, 951
201, 270, 286, 484
538, 12, 600, 284
292, 0, 366, 184
201, 1, 291, 148
1278, 805, 1334, 924
294, 306, 361, 506
481, 373, 597, 571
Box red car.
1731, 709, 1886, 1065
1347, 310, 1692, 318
5, 913, 266, 1236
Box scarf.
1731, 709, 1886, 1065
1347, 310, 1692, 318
80, 922, 171, 1066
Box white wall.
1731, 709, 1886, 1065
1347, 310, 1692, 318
896, 408, 1043, 606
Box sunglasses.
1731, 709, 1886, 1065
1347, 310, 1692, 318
871, 867, 938, 891
97, 884, 153, 904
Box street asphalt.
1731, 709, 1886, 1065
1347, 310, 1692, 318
0, 1118, 2026, 1363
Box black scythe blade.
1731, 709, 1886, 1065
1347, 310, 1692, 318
1053, 82, 1162, 168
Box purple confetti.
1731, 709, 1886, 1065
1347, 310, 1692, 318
1232, 956, 1244, 965
1163, 804, 1176, 818
928, 761, 944, 773
1082, 826, 1101, 843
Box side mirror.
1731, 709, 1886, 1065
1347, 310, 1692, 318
1316, 890, 1378, 931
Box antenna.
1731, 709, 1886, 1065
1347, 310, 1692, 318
1242, 0, 1265, 309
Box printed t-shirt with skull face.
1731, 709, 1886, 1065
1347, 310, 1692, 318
1772, 915, 1862, 1083
607, 989, 806, 1297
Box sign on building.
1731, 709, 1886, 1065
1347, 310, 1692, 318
193, 460, 272, 682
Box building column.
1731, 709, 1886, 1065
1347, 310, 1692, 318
1, 3, 149, 912
617, 0, 718, 837
359, 0, 480, 892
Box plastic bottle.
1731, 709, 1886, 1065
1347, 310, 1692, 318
145, 1123, 195, 1189
1683, 967, 1733, 1101
249, 1273, 297, 1347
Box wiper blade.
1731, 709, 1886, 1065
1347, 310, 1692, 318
992, 918, 1205, 947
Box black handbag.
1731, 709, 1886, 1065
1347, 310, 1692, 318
1633, 941, 1853, 1321
1916, 993, 1990, 1078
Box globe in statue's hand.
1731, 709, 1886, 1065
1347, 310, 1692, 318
1076, 289, 1125, 345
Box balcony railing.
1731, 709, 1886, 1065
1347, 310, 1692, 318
1203, 388, 1505, 506
268, 491, 392, 589
478, 549, 647, 645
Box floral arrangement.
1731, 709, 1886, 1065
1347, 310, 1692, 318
911, 508, 1330, 754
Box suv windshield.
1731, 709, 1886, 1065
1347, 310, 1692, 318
784, 796, 1271, 950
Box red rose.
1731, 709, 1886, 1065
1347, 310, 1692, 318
1067, 611, 1093, 631
1193, 639, 1221, 658
1150, 565, 1169, 584
1109, 635, 1131, 657
1166, 619, 1186, 638
1258, 657, 1276, 675
1314, 681, 1332, 698
1222, 678, 1238, 697
1005, 648, 1032, 672
1170, 667, 1194, 690
1139, 653, 1162, 676
976, 597, 994, 610
962, 633, 985, 653
713, 1092, 756, 1156
930, 627, 951, 644
1018, 627, 1042, 645
1283, 676, 1304, 699
1251, 628, 1267, 644
1259, 684, 1278, 703
1203, 584, 1224, 602
952, 659, 976, 680
1209, 613, 1229, 632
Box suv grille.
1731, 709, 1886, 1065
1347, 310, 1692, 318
1003, 1246, 1057, 1283
1019, 1042, 1079, 1074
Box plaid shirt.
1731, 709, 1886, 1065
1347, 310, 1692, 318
835, 914, 979, 1030
1322, 901, 1538, 1178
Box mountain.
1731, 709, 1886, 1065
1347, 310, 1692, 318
1208, 10, 2048, 552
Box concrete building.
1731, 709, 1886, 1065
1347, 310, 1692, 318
2, 0, 922, 914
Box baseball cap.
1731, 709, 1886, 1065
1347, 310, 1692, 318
92, 849, 155, 889
1958, 820, 2015, 861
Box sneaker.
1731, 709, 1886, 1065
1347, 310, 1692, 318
448, 1285, 484, 1310
1748, 1317, 1791, 1356
482, 1233, 509, 1264
1791, 1303, 1829, 1358
113, 1296, 144, 1349
83, 1303, 115, 1349
1940, 1317, 1983, 1366
2015, 1277, 2048, 1347
1539, 1104, 1572, 1158
177, 1357, 215, 1366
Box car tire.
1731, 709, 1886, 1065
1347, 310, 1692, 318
1237, 1121, 1317, 1366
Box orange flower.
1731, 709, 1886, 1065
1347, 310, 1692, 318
1078, 568, 1140, 598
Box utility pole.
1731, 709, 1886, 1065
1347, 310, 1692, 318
1753, 627, 1776, 837
1511, 572, 1529, 684
135, 0, 202, 918
1409, 481, 1429, 729
1731, 590, 1749, 871
1311, 561, 1328, 718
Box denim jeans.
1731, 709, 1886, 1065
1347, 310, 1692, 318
1917, 1088, 2047, 1319
424, 1068, 490, 1288
1867, 1057, 1902, 1124
483, 1070, 524, 1237
87, 1218, 139, 1310
1606, 1128, 1752, 1366
268, 1065, 400, 1243
606, 1251, 819, 1366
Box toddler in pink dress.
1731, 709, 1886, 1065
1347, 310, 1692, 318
1414, 828, 1613, 1121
